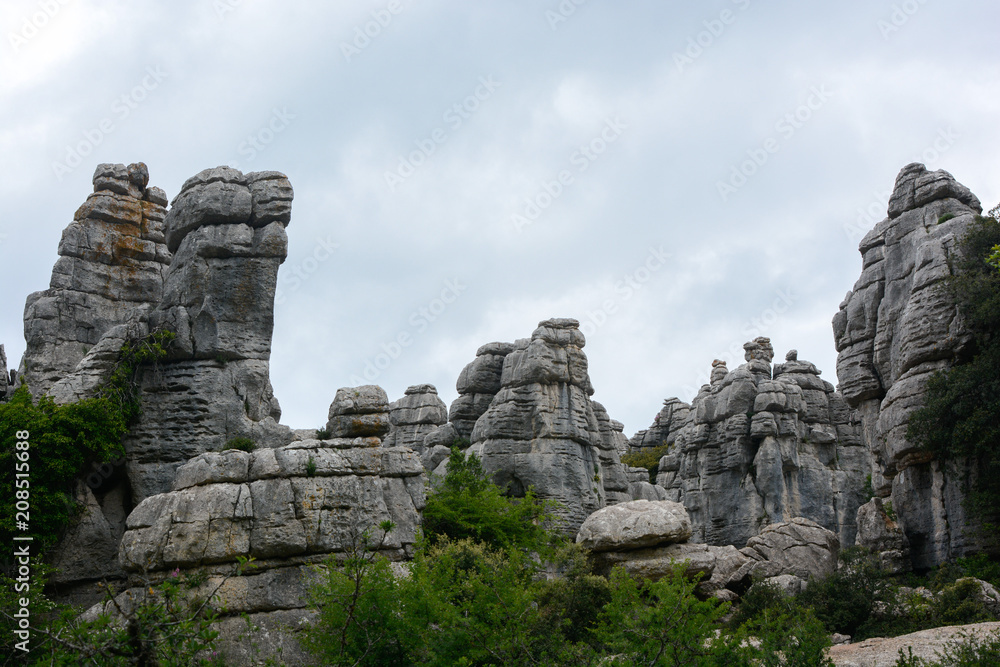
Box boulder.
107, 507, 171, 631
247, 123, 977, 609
576, 500, 692, 552
326, 385, 391, 438
855, 498, 910, 573
740, 517, 840, 581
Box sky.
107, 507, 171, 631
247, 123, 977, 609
2, 0, 999, 436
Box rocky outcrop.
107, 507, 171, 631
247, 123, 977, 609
739, 517, 840, 583
104, 435, 423, 666
826, 621, 1000, 666
647, 340, 866, 548
833, 163, 984, 569
0, 344, 10, 400
20, 163, 171, 398
123, 167, 295, 501
856, 497, 910, 573
449, 342, 515, 438
470, 319, 664, 535
382, 384, 448, 451
326, 385, 391, 439
578, 501, 754, 599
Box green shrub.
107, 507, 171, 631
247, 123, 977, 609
798, 546, 897, 639
222, 437, 255, 452
0, 329, 173, 556
938, 212, 957, 224
908, 215, 1000, 534
421, 446, 559, 554
315, 426, 332, 440
306, 455, 317, 477
621, 442, 671, 483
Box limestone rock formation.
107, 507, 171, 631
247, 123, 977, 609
469, 319, 662, 535
645, 339, 866, 548
382, 384, 448, 451
326, 385, 391, 439
739, 517, 840, 582
833, 163, 984, 568
120, 166, 294, 501
106, 436, 423, 665
448, 342, 515, 438
576, 500, 692, 552
20, 163, 171, 398
856, 497, 910, 573
826, 621, 1000, 666
0, 344, 10, 400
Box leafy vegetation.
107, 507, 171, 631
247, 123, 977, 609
621, 443, 671, 483
907, 214, 1000, 532
302, 448, 835, 666
0, 329, 174, 556
221, 437, 255, 453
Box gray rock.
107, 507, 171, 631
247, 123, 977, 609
423, 422, 460, 449
472, 319, 641, 535
639, 344, 866, 548
576, 500, 692, 552
420, 444, 451, 473
0, 345, 10, 400
19, 163, 171, 399
740, 517, 840, 581
449, 342, 515, 437
856, 498, 910, 573
834, 163, 985, 569
590, 542, 754, 591
382, 384, 448, 452
326, 385, 391, 438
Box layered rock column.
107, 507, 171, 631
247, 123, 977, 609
649, 340, 866, 548
833, 163, 984, 568
449, 342, 515, 438
382, 384, 448, 451
124, 167, 295, 500
20, 163, 171, 397
470, 319, 635, 535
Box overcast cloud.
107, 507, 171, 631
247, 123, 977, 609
2, 0, 999, 435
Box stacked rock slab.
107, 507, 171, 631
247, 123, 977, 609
578, 500, 754, 600
20, 163, 171, 398
382, 384, 448, 452
833, 163, 984, 569
326, 385, 391, 438
113, 435, 424, 665
123, 167, 295, 501
649, 339, 867, 549
449, 342, 515, 438
470, 319, 663, 535
627, 397, 693, 453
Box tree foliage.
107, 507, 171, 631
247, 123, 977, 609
0, 329, 175, 556
907, 215, 1000, 528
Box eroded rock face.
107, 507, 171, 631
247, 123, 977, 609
0, 345, 10, 400
109, 436, 423, 664
120, 167, 294, 501
856, 497, 910, 573
470, 319, 658, 535
449, 342, 515, 438
382, 384, 448, 452
326, 385, 391, 439
833, 163, 984, 569
740, 517, 840, 581
20, 163, 171, 398
645, 340, 866, 548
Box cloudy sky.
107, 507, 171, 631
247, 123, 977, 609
2, 0, 999, 436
